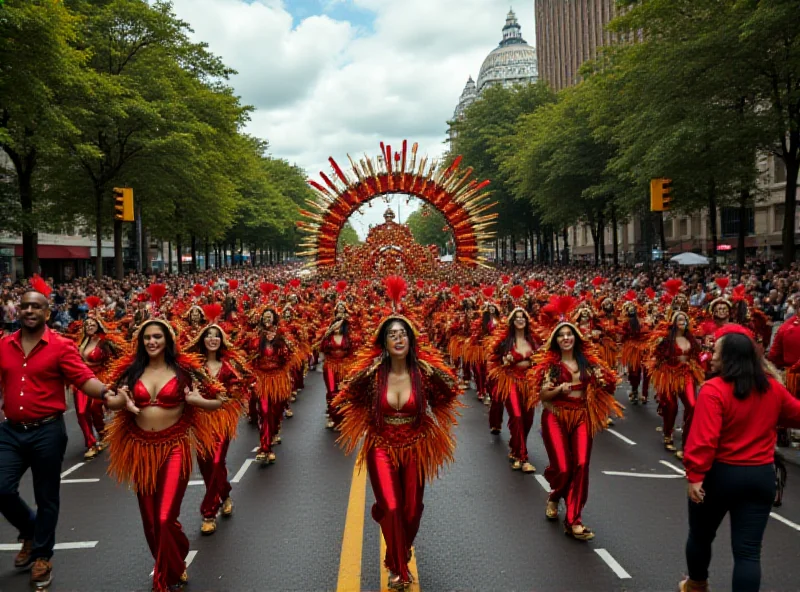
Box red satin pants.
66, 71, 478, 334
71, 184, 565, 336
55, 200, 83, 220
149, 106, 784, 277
541, 409, 593, 528
323, 365, 342, 426
367, 447, 424, 582
488, 382, 504, 431
255, 396, 277, 453
628, 367, 650, 398
660, 379, 697, 443
136, 445, 189, 592
505, 384, 534, 462
74, 389, 105, 449
473, 362, 487, 396
461, 361, 471, 383
198, 438, 232, 519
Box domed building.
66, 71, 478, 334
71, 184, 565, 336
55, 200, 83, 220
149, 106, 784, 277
449, 9, 538, 145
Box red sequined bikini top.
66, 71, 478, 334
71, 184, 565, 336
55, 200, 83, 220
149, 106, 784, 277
132, 376, 183, 408
83, 345, 106, 364
509, 343, 534, 363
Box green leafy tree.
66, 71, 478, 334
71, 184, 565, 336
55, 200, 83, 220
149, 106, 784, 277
406, 207, 449, 250
337, 221, 361, 249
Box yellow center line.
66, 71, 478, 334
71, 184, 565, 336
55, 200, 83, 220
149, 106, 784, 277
380, 534, 421, 592
336, 460, 368, 592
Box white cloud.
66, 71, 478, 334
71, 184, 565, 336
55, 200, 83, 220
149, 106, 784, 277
169, 0, 536, 235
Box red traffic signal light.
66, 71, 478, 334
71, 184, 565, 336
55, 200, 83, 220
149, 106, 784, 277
113, 187, 134, 222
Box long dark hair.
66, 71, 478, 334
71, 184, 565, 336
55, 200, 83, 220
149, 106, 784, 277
501, 310, 537, 354
665, 312, 698, 355
259, 310, 280, 351
548, 323, 590, 383
719, 333, 770, 400
197, 326, 228, 359
118, 320, 184, 391
373, 318, 425, 426
481, 306, 498, 335
625, 310, 641, 335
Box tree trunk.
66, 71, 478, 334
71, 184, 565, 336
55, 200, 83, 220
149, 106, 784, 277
95, 186, 104, 279
204, 237, 210, 271
611, 205, 619, 266
781, 151, 799, 267
16, 166, 39, 277
598, 211, 606, 262
141, 221, 150, 274
562, 227, 569, 264
168, 241, 173, 274
707, 179, 719, 267
555, 232, 560, 264
190, 234, 197, 271
177, 235, 183, 273
113, 220, 123, 280
737, 189, 749, 269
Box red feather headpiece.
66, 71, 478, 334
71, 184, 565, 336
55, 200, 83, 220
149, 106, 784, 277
645, 287, 656, 300
509, 285, 525, 301
624, 290, 637, 302
416, 280, 425, 290
202, 303, 223, 324
564, 280, 577, 291
228, 279, 239, 291
501, 275, 511, 285
85, 296, 102, 310
336, 280, 348, 294
731, 284, 747, 302
482, 286, 496, 299
322, 281, 331, 290
193, 284, 206, 297
714, 323, 755, 342
715, 277, 729, 292
30, 275, 52, 298
384, 276, 407, 311
451, 285, 461, 297
289, 278, 301, 289
259, 282, 278, 296
146, 283, 167, 306
549, 295, 578, 321
591, 276, 605, 288
527, 279, 544, 291
664, 279, 684, 296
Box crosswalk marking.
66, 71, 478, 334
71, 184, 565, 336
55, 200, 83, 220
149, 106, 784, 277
0, 541, 97, 551
595, 549, 631, 579
60, 462, 85, 478
771, 512, 800, 532
602, 471, 683, 479
659, 460, 685, 475
606, 429, 636, 445
231, 459, 254, 483
61, 478, 100, 484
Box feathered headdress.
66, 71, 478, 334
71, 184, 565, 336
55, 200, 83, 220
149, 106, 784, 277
202, 303, 223, 324
146, 283, 167, 307
543, 295, 586, 349
289, 278, 301, 289
731, 284, 747, 302
509, 284, 525, 301
259, 282, 278, 299
664, 279, 684, 297
501, 275, 511, 285
591, 276, 605, 289
645, 287, 656, 301
85, 295, 102, 310
375, 276, 419, 338
336, 280, 348, 294
715, 277, 729, 292
482, 285, 496, 300
30, 274, 52, 298
527, 279, 544, 292
228, 279, 239, 291
193, 284, 207, 298
564, 279, 577, 292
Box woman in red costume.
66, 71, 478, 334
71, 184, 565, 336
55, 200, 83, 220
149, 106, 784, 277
243, 307, 278, 425
104, 318, 225, 592
186, 305, 247, 536
281, 305, 308, 416
245, 310, 297, 462
619, 292, 651, 405
486, 299, 539, 473
465, 290, 500, 404
334, 277, 460, 590
647, 311, 704, 458
177, 305, 207, 349
317, 302, 360, 430
74, 301, 124, 460
530, 296, 622, 541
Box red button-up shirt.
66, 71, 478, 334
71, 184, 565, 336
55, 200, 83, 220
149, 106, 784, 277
684, 376, 800, 483
0, 327, 96, 422
768, 316, 800, 369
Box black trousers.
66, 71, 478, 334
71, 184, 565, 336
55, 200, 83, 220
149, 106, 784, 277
686, 462, 775, 592
0, 417, 68, 560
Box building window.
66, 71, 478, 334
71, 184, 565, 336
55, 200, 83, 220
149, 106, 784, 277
665, 220, 674, 239
721, 206, 755, 237
679, 218, 689, 237
774, 157, 787, 184
691, 214, 701, 236
775, 205, 784, 233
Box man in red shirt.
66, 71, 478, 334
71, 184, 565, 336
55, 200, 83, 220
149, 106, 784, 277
768, 313, 800, 395
0, 289, 109, 588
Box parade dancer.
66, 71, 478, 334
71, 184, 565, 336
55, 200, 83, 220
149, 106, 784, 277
317, 300, 360, 429
531, 295, 622, 540
486, 288, 539, 473
104, 317, 225, 592
245, 307, 298, 462
467, 289, 500, 403
73, 297, 124, 460
647, 311, 704, 458
187, 305, 247, 535
334, 276, 460, 589
619, 292, 651, 405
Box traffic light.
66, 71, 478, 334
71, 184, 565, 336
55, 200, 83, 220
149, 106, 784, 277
113, 187, 134, 222
650, 178, 673, 212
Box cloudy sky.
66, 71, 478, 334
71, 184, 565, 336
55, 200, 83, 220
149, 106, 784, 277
169, 0, 536, 236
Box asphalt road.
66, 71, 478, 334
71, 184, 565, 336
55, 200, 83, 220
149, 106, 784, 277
1, 370, 799, 592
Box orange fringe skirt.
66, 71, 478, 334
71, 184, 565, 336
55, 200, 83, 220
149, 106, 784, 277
650, 362, 704, 405
253, 369, 293, 405
488, 367, 537, 407
598, 338, 619, 368
323, 356, 352, 384
105, 409, 214, 495
621, 341, 647, 372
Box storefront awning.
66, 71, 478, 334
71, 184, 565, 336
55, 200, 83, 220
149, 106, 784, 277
14, 245, 92, 259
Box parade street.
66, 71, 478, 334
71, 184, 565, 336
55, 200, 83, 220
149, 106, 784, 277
1, 369, 799, 592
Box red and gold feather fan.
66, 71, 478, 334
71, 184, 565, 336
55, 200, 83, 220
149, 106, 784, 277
85, 296, 102, 310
